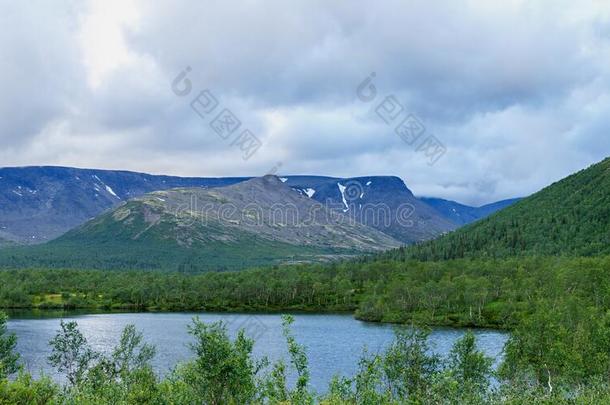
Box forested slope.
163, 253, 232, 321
389, 157, 610, 261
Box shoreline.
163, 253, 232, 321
4, 307, 509, 331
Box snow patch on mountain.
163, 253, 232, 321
105, 185, 120, 199
337, 183, 349, 212
291, 187, 317, 198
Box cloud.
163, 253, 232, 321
0, 0, 609, 205
0, 1, 86, 147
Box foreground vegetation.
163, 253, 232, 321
4, 312, 610, 404
2, 256, 610, 402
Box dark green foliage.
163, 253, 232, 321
381, 327, 440, 399
388, 157, 610, 261
0, 223, 353, 272
447, 330, 493, 396
45, 321, 160, 403
109, 324, 156, 378
4, 257, 610, 401
80, 323, 158, 402
500, 299, 610, 391
0, 372, 58, 405
176, 318, 265, 404
48, 321, 99, 385
320, 327, 494, 404
1, 256, 609, 331
0, 313, 19, 380
280, 314, 314, 404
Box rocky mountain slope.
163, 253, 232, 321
0, 166, 244, 244
0, 176, 401, 271
285, 176, 459, 243
0, 167, 518, 246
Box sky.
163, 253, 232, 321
0, 0, 609, 205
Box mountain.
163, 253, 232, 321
0, 237, 13, 248
0, 176, 401, 271
0, 167, 514, 246
420, 197, 522, 226
285, 176, 458, 243
399, 157, 610, 260
0, 166, 245, 244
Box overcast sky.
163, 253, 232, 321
1, 0, 609, 205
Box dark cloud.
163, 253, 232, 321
0, 0, 608, 205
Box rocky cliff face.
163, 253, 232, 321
285, 176, 458, 243
59, 175, 401, 251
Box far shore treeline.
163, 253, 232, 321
0, 256, 608, 329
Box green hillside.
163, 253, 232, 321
0, 229, 345, 274
0, 202, 361, 272
389, 157, 610, 261
0, 237, 14, 248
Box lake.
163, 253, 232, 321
7, 311, 508, 393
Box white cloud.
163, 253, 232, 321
0, 0, 609, 205
78, 0, 141, 88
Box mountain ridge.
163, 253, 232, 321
0, 166, 518, 245
0, 175, 402, 271
420, 197, 523, 226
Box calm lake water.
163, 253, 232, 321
7, 311, 508, 393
